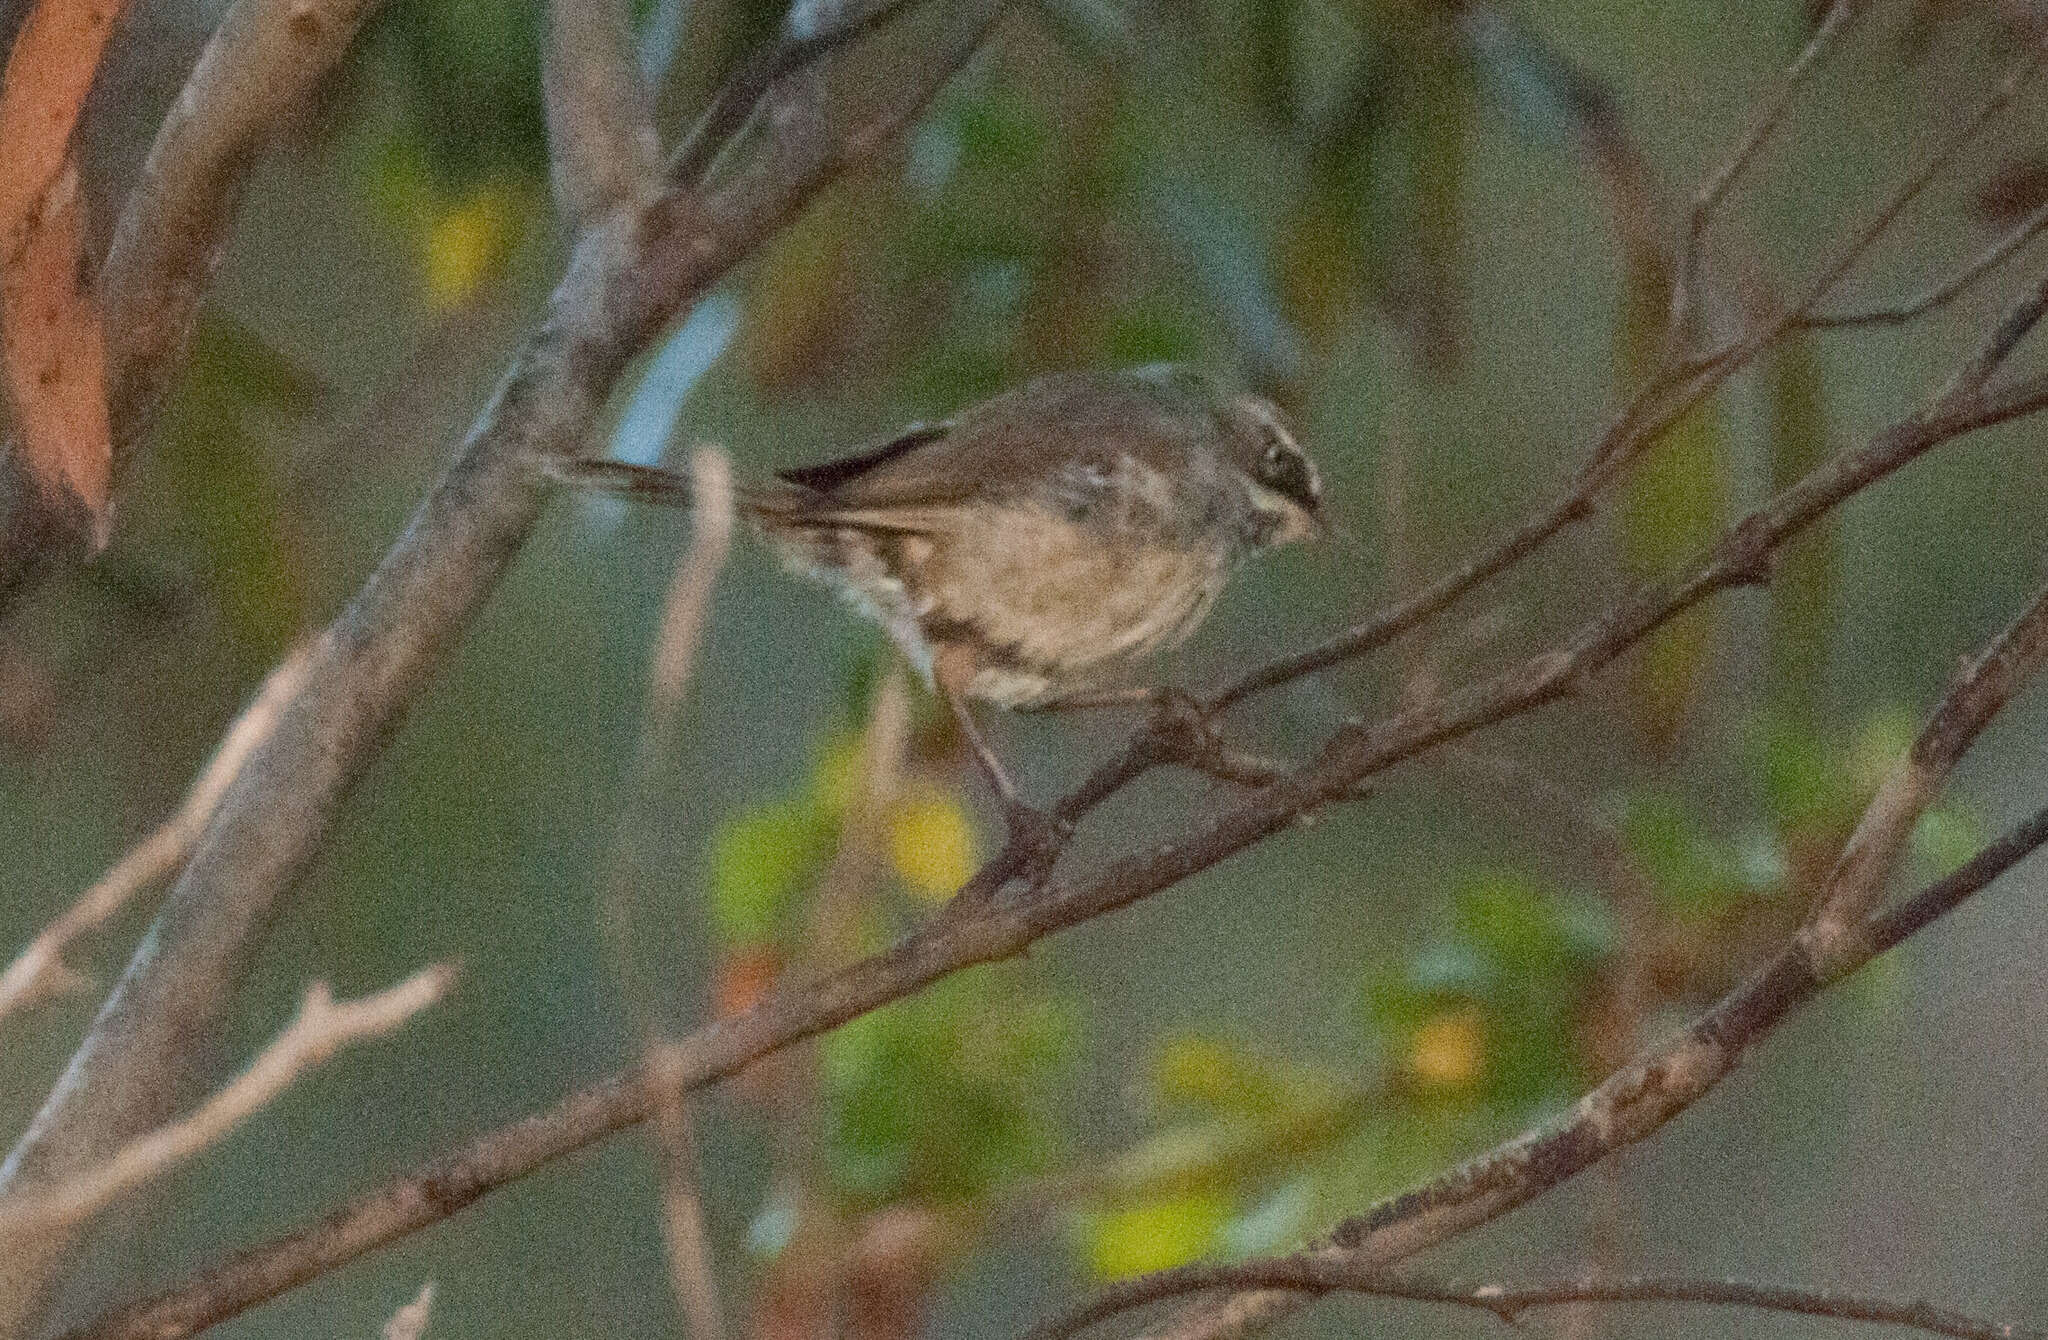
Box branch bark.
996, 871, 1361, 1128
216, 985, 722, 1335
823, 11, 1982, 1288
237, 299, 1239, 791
1033, 1262, 2047, 1340
542, 0, 662, 227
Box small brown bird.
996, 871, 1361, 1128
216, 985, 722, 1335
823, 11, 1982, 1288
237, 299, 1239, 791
557, 365, 1324, 823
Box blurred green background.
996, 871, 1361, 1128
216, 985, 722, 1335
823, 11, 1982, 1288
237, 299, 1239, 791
7, 1, 2048, 1336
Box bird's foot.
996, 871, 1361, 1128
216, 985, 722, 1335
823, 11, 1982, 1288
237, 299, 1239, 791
1142, 689, 1290, 788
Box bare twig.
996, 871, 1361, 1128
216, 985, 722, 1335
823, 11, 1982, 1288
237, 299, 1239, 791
604, 446, 738, 1340
0, 965, 454, 1243
1220, 41, 2043, 711
1811, 576, 2048, 954
1667, 0, 1858, 340
1131, 802, 2048, 1340
0, 645, 310, 1026
543, 0, 663, 226
379, 1282, 435, 1340
1031, 1261, 2046, 1340
670, 0, 927, 185
1805, 198, 2048, 330
0, 3, 1011, 1332
648, 1046, 728, 1340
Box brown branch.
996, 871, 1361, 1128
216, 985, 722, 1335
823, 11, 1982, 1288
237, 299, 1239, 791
1804, 197, 2048, 331
603, 447, 737, 1340
0, 644, 310, 1026
1810, 576, 2048, 954
1132, 800, 2048, 1340
1667, 0, 1859, 341
648, 1047, 729, 1340
0, 965, 454, 1243
669, 0, 928, 185
1220, 38, 2042, 711
542, 0, 663, 226
0, 2, 1013, 1333
1031, 1261, 2046, 1340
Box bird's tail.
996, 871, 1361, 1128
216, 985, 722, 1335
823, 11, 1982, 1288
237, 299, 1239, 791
542, 457, 699, 509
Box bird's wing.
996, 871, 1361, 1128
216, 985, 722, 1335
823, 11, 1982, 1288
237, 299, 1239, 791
780, 372, 1209, 513
774, 420, 951, 494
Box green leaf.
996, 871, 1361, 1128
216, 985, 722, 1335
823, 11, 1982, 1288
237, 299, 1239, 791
1080, 1190, 1232, 1280
819, 973, 1075, 1208
709, 799, 834, 946
1766, 332, 1837, 723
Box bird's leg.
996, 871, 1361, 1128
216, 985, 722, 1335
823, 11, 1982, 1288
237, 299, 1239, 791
933, 645, 1071, 860
539, 457, 697, 508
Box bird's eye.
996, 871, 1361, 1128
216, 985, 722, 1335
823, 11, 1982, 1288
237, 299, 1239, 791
1254, 434, 1318, 507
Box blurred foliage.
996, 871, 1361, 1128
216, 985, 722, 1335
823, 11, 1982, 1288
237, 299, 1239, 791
1065, 698, 1979, 1281
151, 316, 330, 663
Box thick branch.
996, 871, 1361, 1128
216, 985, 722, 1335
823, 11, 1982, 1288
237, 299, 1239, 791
542, 0, 662, 226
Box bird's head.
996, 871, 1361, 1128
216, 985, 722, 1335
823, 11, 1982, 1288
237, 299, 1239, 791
1216, 393, 1323, 548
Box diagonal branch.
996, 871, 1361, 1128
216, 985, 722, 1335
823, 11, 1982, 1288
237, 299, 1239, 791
1032, 1261, 2047, 1340
0, 965, 453, 1244
542, 0, 663, 227
0, 645, 310, 1026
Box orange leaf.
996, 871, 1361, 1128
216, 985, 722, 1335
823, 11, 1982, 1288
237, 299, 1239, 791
0, 0, 128, 247
1, 162, 111, 543
0, 0, 132, 546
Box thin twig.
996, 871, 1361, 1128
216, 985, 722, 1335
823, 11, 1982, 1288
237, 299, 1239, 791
648, 1046, 729, 1340
0, 645, 310, 1026
1031, 1261, 2046, 1340
379, 1282, 435, 1340
542, 0, 663, 226
1804, 198, 2048, 330
1219, 41, 2044, 711
1668, 0, 1859, 341
611, 447, 738, 1340
670, 0, 929, 184
0, 965, 454, 1242
1810, 576, 2048, 954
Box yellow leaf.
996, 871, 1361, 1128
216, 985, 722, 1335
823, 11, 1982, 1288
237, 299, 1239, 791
889, 783, 978, 899
1407, 1007, 1485, 1090
1083, 1190, 1230, 1280
810, 731, 867, 817
419, 183, 518, 311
